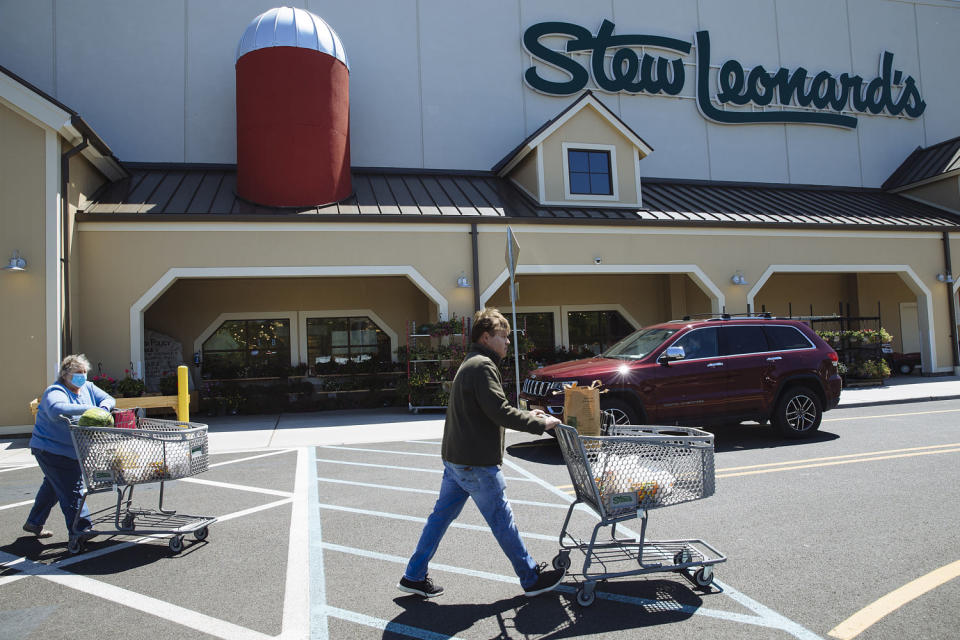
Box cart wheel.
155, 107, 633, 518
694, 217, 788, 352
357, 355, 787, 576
120, 514, 136, 531
67, 537, 83, 554
552, 551, 570, 571
576, 587, 596, 607
673, 549, 691, 567
169, 535, 184, 553
193, 526, 209, 542
693, 566, 714, 588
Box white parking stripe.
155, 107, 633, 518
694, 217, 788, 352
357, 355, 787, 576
322, 542, 514, 584
316, 503, 557, 541
178, 477, 293, 497
322, 542, 804, 630
0, 464, 36, 473
320, 445, 440, 458
0, 549, 272, 640
315, 458, 536, 482
325, 605, 465, 640
308, 447, 330, 640
280, 448, 310, 640
501, 457, 824, 640
0, 499, 34, 511
315, 476, 573, 510
0, 498, 293, 590
208, 449, 295, 468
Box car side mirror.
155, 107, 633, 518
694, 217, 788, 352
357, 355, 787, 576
658, 345, 685, 366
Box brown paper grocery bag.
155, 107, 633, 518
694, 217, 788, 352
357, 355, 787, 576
562, 380, 604, 436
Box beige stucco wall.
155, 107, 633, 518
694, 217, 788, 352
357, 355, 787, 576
0, 103, 49, 426
74, 225, 480, 377
540, 106, 640, 205
65, 150, 108, 355
901, 177, 960, 213
66, 220, 960, 406
143, 276, 431, 369
477, 225, 955, 371
485, 273, 711, 343
510, 150, 539, 200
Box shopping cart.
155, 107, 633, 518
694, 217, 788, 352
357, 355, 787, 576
66, 415, 217, 554
552, 423, 726, 606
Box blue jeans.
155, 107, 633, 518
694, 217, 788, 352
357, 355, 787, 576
404, 461, 539, 589
27, 448, 91, 535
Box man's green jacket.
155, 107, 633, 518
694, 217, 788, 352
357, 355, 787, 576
441, 343, 547, 466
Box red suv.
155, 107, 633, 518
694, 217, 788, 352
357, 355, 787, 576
520, 315, 841, 438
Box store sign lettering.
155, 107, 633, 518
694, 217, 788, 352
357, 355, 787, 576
523, 20, 926, 129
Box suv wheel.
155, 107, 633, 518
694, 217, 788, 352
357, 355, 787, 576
601, 398, 640, 431
773, 387, 822, 438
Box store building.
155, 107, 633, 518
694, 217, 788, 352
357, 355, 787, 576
2, 1, 960, 430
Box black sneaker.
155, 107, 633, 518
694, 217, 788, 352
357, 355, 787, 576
22, 522, 53, 538
523, 563, 564, 597
397, 575, 444, 598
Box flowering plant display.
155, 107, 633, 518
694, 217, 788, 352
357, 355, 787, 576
91, 374, 117, 394
116, 366, 146, 398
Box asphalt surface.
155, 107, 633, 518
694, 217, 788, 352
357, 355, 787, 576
1, 398, 959, 639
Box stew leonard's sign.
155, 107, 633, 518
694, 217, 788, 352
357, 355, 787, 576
522, 20, 926, 129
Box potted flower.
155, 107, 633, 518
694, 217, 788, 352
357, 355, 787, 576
116, 368, 146, 398
91, 374, 117, 395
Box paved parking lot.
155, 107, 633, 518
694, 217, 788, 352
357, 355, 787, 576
2, 398, 959, 639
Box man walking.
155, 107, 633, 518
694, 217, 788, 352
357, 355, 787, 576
398, 308, 564, 599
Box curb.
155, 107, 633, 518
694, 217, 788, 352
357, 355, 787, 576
838, 394, 960, 410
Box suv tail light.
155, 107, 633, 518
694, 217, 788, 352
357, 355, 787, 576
828, 351, 839, 362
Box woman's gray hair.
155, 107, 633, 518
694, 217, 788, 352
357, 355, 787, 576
59, 354, 92, 381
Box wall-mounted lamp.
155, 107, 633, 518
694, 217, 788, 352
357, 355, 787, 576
936, 272, 955, 283
731, 271, 748, 286
3, 250, 26, 272
456, 271, 470, 288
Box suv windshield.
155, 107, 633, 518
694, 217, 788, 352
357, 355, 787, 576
602, 327, 678, 359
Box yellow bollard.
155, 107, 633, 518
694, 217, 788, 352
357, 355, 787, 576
177, 365, 189, 424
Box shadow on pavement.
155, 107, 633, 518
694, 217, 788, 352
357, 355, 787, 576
506, 425, 840, 459
1, 534, 192, 575
506, 437, 564, 465
702, 423, 839, 453
387, 577, 701, 638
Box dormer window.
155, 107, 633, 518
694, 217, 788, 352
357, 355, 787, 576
568, 149, 612, 195
562, 142, 619, 201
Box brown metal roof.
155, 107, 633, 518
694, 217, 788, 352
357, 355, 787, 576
883, 135, 960, 191
79, 163, 960, 230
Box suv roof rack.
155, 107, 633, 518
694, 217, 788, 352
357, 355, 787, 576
678, 312, 774, 321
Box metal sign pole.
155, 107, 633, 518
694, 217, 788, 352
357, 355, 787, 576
506, 227, 521, 405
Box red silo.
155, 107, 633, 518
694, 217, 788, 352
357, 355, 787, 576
236, 7, 351, 207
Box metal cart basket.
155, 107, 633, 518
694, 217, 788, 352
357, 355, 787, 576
552, 423, 726, 606
67, 415, 217, 554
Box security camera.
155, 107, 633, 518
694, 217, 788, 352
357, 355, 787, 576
594, 257, 602, 264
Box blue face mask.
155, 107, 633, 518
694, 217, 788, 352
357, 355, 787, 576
70, 373, 87, 387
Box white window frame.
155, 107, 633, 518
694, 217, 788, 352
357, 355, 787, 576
514, 306, 563, 349
562, 142, 619, 202
297, 309, 398, 364
193, 311, 300, 369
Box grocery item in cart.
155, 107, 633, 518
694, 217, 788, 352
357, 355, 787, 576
78, 407, 114, 427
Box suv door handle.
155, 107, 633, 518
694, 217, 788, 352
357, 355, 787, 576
766, 356, 783, 362
706, 362, 724, 368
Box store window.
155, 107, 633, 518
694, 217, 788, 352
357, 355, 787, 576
306, 316, 390, 365
567, 310, 633, 355
515, 312, 556, 354
202, 318, 291, 378
567, 149, 613, 195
